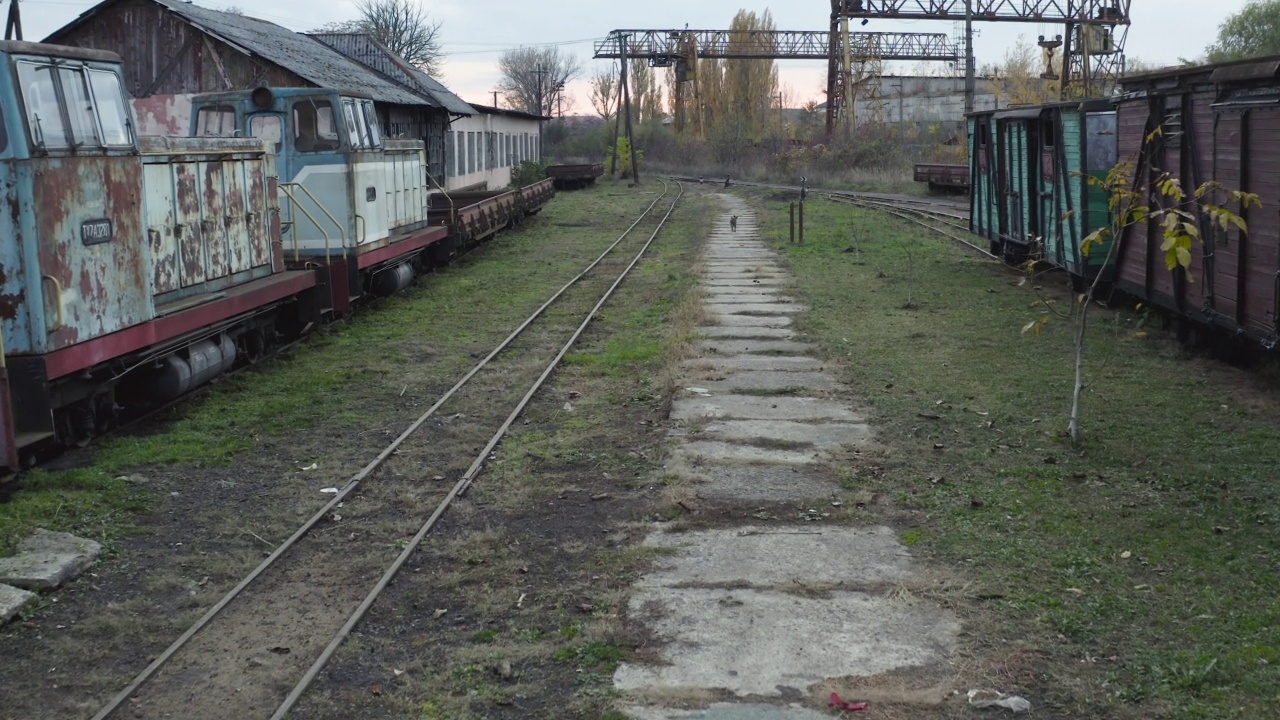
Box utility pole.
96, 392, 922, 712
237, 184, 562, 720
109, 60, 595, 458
964, 0, 975, 115
5, 0, 21, 41
491, 90, 499, 107
533, 65, 548, 155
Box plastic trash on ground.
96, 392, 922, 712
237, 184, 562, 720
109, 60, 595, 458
967, 689, 1031, 713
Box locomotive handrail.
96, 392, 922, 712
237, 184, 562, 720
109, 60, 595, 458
41, 275, 66, 332
278, 182, 348, 264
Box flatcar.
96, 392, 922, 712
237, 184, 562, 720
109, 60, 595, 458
547, 163, 604, 190
969, 100, 1117, 280
913, 163, 969, 194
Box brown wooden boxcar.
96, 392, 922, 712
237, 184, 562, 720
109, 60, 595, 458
1114, 57, 1280, 345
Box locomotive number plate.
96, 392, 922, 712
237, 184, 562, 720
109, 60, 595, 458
81, 218, 114, 246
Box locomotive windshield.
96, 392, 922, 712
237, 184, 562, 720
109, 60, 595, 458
16, 59, 132, 152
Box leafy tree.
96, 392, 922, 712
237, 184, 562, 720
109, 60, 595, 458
629, 60, 665, 125
1208, 0, 1280, 62
314, 0, 444, 75
497, 46, 583, 116
986, 36, 1059, 106
1023, 128, 1259, 445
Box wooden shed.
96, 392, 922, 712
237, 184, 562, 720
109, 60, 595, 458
43, 0, 471, 183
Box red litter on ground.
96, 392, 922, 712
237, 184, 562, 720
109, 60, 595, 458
829, 693, 869, 711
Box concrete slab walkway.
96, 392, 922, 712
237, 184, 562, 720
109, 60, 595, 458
617, 196, 960, 718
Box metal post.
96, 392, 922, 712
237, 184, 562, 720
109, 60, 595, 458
608, 58, 625, 182
621, 37, 640, 185
799, 201, 805, 244
898, 78, 905, 146
790, 202, 796, 243
964, 0, 975, 115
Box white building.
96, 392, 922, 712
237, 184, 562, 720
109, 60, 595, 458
446, 105, 548, 191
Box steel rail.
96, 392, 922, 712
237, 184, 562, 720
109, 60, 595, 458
824, 193, 997, 259
272, 179, 685, 719
90, 181, 675, 720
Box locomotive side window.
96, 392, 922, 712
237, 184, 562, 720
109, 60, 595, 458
58, 67, 101, 146
293, 100, 339, 152
361, 100, 381, 147
88, 70, 131, 146
17, 62, 69, 148
249, 114, 283, 153
196, 106, 236, 136
342, 99, 363, 148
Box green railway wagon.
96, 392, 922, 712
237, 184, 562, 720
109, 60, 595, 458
969, 101, 1117, 279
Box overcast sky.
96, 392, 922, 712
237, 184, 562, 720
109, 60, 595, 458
29, 0, 1252, 111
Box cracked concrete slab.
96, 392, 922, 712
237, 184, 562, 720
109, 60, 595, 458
0, 583, 36, 624
672, 395, 863, 422
694, 340, 816, 355
669, 441, 819, 466
694, 420, 871, 450
616, 530, 959, 699
615, 587, 960, 697
676, 464, 839, 502
706, 296, 797, 307
696, 326, 797, 340
623, 704, 833, 720
692, 371, 837, 393
683, 355, 825, 374
636, 526, 914, 587
0, 529, 102, 590
707, 315, 795, 329
710, 303, 808, 315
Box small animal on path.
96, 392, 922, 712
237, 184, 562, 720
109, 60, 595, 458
730, 215, 738, 232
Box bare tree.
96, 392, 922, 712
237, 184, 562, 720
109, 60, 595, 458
314, 0, 444, 75
589, 66, 619, 120
498, 46, 583, 116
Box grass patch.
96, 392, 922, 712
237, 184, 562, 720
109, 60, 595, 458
749, 190, 1280, 719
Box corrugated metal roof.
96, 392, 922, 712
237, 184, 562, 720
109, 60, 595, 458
309, 33, 475, 116
48, 0, 434, 107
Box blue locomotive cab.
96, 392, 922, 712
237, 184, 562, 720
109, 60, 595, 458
187, 88, 440, 302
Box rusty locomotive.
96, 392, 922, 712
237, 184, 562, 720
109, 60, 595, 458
1, 40, 554, 470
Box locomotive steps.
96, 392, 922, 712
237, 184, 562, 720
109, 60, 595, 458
616, 197, 961, 718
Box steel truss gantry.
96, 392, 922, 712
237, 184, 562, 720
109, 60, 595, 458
593, 29, 958, 62
594, 29, 959, 134
835, 0, 1132, 100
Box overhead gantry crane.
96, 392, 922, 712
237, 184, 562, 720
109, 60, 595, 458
835, 1, 1133, 104
593, 29, 960, 134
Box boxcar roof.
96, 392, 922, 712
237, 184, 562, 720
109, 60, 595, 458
1121, 54, 1280, 85
45, 0, 436, 108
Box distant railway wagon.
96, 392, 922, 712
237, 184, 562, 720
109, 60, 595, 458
547, 163, 605, 190
968, 55, 1280, 348
1112, 58, 1280, 344
913, 163, 969, 193
187, 88, 450, 312
968, 100, 1117, 280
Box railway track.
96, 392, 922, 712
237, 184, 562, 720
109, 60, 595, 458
90, 180, 685, 720
674, 175, 995, 259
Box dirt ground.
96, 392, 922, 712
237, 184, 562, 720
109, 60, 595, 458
0, 184, 706, 720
